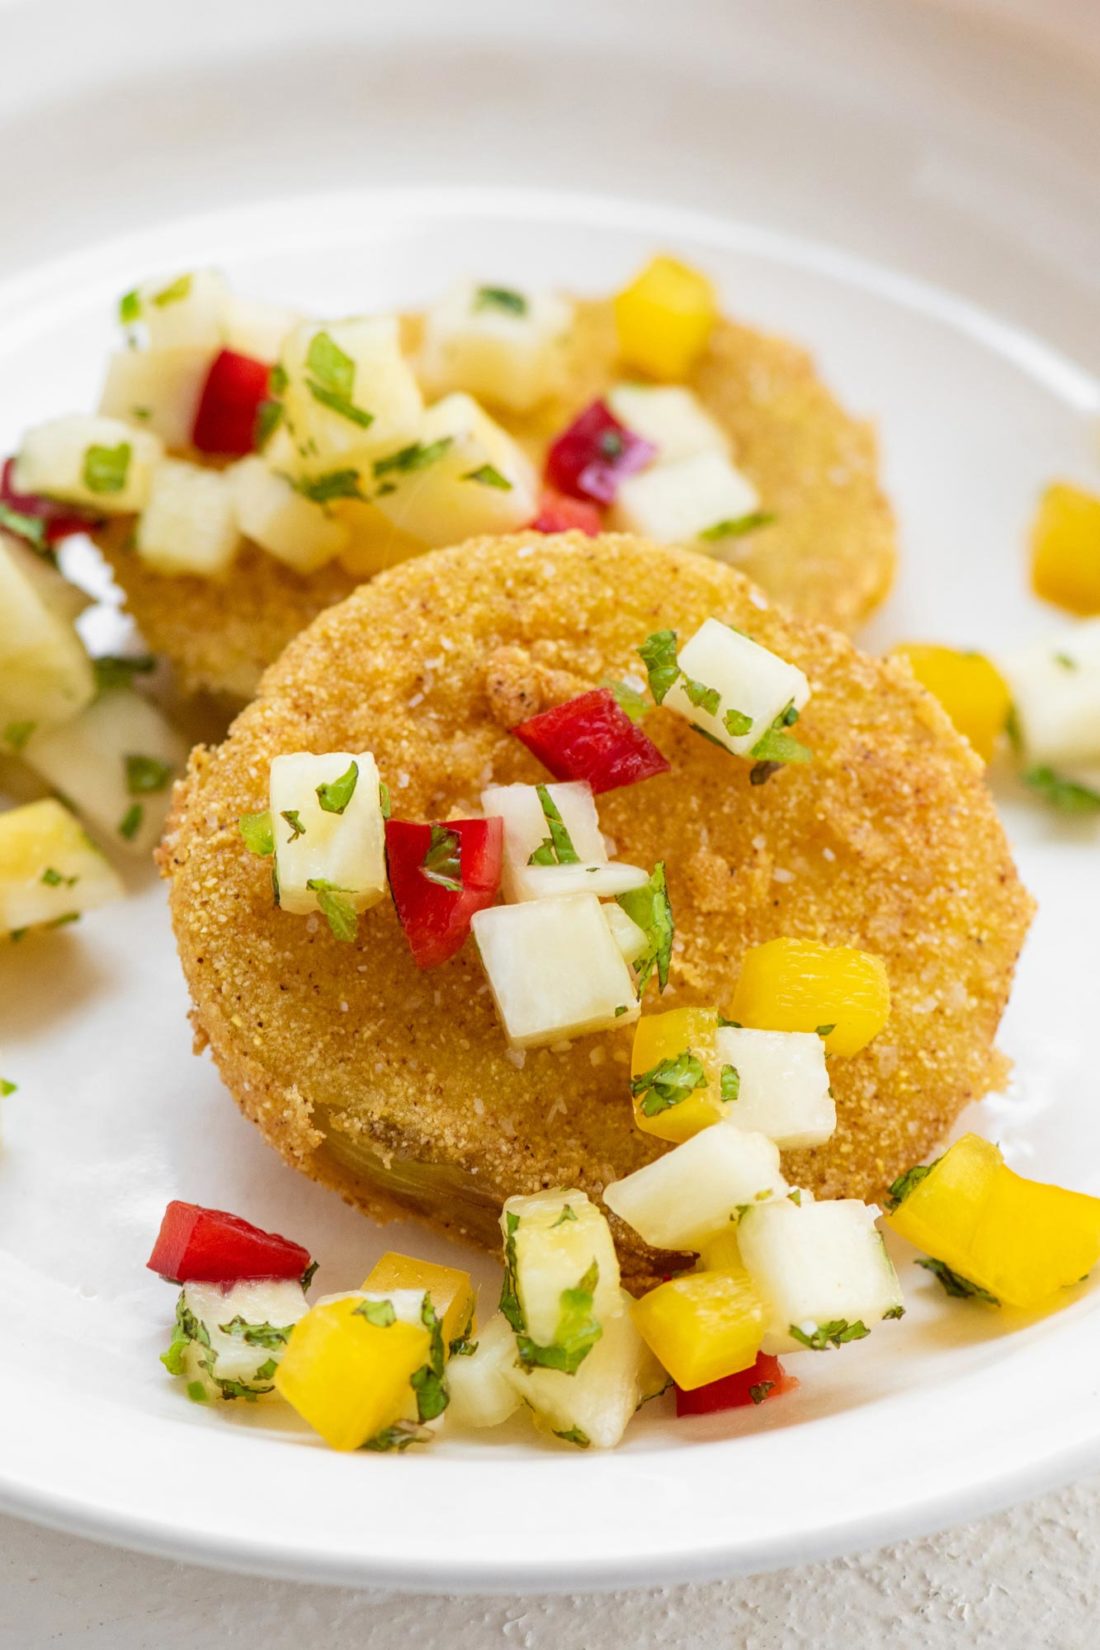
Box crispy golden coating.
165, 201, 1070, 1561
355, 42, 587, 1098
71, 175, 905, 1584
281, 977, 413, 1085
103, 300, 895, 699
162, 535, 1028, 1284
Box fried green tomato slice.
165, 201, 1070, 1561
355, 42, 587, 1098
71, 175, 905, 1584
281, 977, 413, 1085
103, 300, 895, 700
161, 534, 1029, 1285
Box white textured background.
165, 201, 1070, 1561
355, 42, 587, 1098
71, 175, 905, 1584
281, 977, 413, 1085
3, 1476, 1099, 1648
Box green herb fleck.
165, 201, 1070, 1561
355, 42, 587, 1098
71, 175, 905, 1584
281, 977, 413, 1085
630, 1051, 707, 1118
316, 760, 359, 815
118, 289, 142, 326
699, 510, 776, 542
41, 867, 77, 888
293, 469, 364, 504
306, 878, 359, 942
83, 442, 132, 496
1053, 651, 1078, 670
118, 803, 144, 841
410, 1296, 449, 1422
517, 1261, 602, 1375
3, 720, 36, 751
815, 1023, 836, 1037
306, 330, 355, 396
638, 629, 680, 705
362, 1422, 432, 1452
239, 809, 275, 857
218, 1317, 294, 1350
883, 1304, 906, 1319
151, 273, 193, 308
306, 381, 375, 428
93, 654, 156, 692
602, 678, 651, 723
615, 861, 673, 993
723, 707, 753, 737
0, 1078, 17, 1097
884, 1159, 939, 1212
0, 501, 47, 549
280, 808, 306, 843
1023, 766, 1100, 814
720, 1064, 740, 1103
749, 1380, 774, 1404
749, 761, 782, 786
916, 1257, 999, 1304
787, 1189, 802, 1206
254, 398, 283, 449
422, 824, 463, 892
378, 780, 391, 820
527, 784, 581, 866
474, 285, 528, 316
499, 1209, 524, 1333
354, 1298, 398, 1328
554, 1426, 590, 1448
788, 1319, 870, 1351
372, 438, 453, 479
682, 675, 720, 716
125, 753, 173, 795
301, 1259, 319, 1290
462, 463, 512, 490
551, 1204, 579, 1228
750, 704, 811, 766
186, 1380, 209, 1403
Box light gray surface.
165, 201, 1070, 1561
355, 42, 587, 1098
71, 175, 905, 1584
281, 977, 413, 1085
3, 1475, 1099, 1648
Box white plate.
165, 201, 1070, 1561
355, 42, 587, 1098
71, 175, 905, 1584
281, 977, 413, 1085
1, 0, 1099, 1594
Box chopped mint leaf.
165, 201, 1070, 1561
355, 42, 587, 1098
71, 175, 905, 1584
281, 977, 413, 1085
601, 677, 651, 723
150, 273, 193, 308
0, 501, 47, 549
239, 809, 275, 857
815, 1023, 836, 1037
218, 1317, 293, 1349
749, 1380, 775, 1404
723, 707, 753, 737
83, 442, 132, 496
720, 1063, 740, 1103
315, 760, 359, 815
916, 1257, 999, 1304
517, 1260, 602, 1374
186, 1380, 209, 1403
280, 808, 306, 842
118, 802, 144, 841
47, 911, 80, 929
883, 1304, 906, 1319
638, 629, 680, 705
125, 753, 173, 795
682, 675, 720, 716
372, 438, 453, 479
410, 1297, 449, 1422
301, 1259, 319, 1290
884, 1159, 939, 1212
93, 654, 156, 692
474, 285, 528, 316
717, 1015, 741, 1028
615, 860, 673, 993
690, 723, 730, 750
421, 824, 463, 891
554, 1426, 591, 1448
527, 784, 581, 866
598, 429, 625, 460
3, 720, 36, 752
781, 704, 800, 726
306, 879, 359, 942
699, 510, 776, 542
614, 1005, 628, 1016
269, 363, 289, 397
630, 1051, 706, 1117
462, 463, 512, 490
788, 1319, 870, 1351
551, 1204, 579, 1228
749, 760, 782, 786
448, 1301, 477, 1359
254, 398, 283, 449
1053, 651, 1077, 670
499, 1209, 524, 1332
362, 1422, 432, 1452
292, 469, 364, 504
1023, 766, 1100, 814
306, 381, 375, 428
1004, 703, 1022, 754
118, 289, 142, 326
787, 1189, 802, 1206
0, 1078, 17, 1097
354, 1298, 397, 1328
41, 867, 77, 888
750, 717, 811, 766
378, 780, 392, 820
306, 330, 355, 398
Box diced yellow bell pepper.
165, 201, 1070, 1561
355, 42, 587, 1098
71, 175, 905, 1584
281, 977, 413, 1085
891, 643, 1011, 764
632, 1268, 764, 1390
630, 1006, 723, 1142
362, 1252, 476, 1352
613, 256, 718, 382
696, 1226, 743, 1274
887, 1132, 1100, 1310
731, 937, 889, 1056
1030, 481, 1100, 616
273, 1296, 430, 1451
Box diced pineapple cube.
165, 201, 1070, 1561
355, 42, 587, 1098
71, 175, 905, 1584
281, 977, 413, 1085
23, 688, 187, 856
738, 1196, 903, 1354
269, 750, 387, 920
731, 937, 890, 1057
613, 256, 718, 381
632, 1268, 765, 1389
362, 1251, 475, 1353
603, 1122, 787, 1253
480, 779, 644, 902
0, 799, 123, 938
164, 1277, 308, 1402
98, 347, 215, 450
371, 393, 537, 547
1000, 619, 1100, 771
232, 456, 349, 572
14, 415, 163, 515
891, 644, 1011, 765
333, 496, 425, 577
606, 384, 730, 466
611, 450, 759, 551
419, 281, 574, 413
603, 901, 648, 965
445, 1312, 522, 1429
501, 1189, 621, 1362
662, 617, 811, 759
472, 893, 639, 1048
129, 269, 229, 352
136, 458, 241, 577
273, 1295, 431, 1450
0, 535, 95, 730
280, 317, 423, 475
713, 1026, 835, 1149
1030, 482, 1100, 616
503, 1290, 655, 1448
629, 1005, 723, 1142
220, 293, 301, 363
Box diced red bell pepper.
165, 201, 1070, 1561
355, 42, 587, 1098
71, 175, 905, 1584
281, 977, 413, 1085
191, 348, 272, 456
531, 487, 603, 537
1, 457, 104, 544
545, 399, 656, 505
512, 687, 669, 794
147, 1200, 312, 1284
675, 1352, 797, 1418
386, 816, 503, 969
